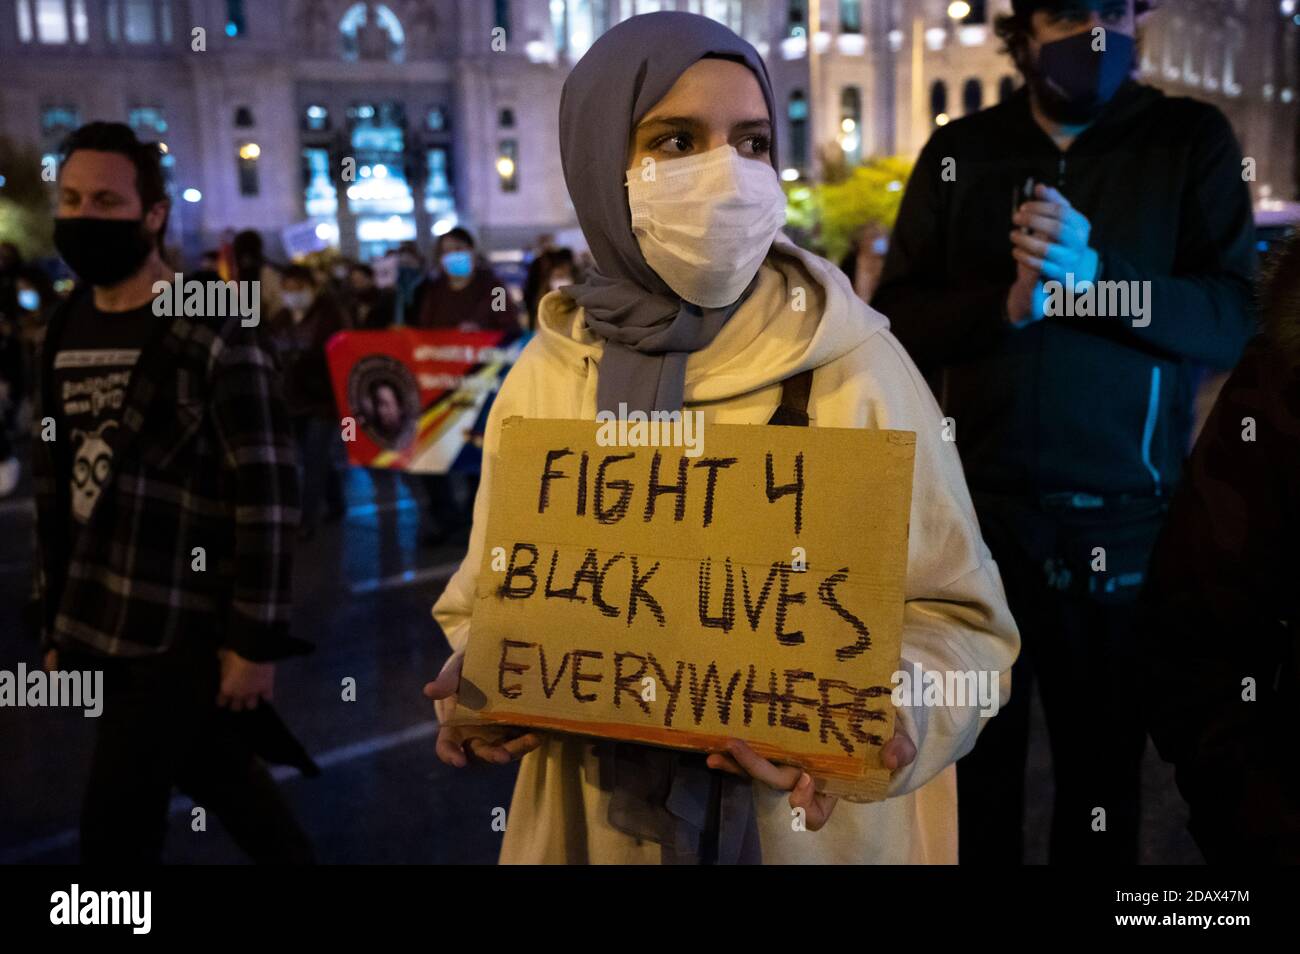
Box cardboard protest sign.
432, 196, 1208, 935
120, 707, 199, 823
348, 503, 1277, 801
325, 329, 528, 474
451, 417, 916, 800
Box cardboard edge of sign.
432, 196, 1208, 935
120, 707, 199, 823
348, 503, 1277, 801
442, 703, 891, 802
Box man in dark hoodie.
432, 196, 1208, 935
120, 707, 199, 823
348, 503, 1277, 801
874, 0, 1256, 864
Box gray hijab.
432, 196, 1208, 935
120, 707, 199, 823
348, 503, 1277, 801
558, 10, 780, 416
558, 10, 778, 865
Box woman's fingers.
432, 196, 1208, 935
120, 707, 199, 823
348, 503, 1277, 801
424, 651, 464, 702
882, 727, 918, 772
723, 740, 802, 790
498, 733, 544, 759
435, 727, 469, 768
705, 752, 746, 777
788, 772, 839, 831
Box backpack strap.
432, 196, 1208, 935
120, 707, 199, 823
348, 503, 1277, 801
766, 369, 813, 427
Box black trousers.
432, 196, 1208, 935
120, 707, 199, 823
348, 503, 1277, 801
66, 642, 314, 865
958, 493, 1163, 865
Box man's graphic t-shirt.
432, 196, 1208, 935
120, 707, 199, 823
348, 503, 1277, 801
52, 299, 156, 525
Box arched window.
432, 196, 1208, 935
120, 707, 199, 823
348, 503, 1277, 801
998, 75, 1016, 102
340, 2, 405, 63
962, 78, 982, 115
930, 80, 948, 125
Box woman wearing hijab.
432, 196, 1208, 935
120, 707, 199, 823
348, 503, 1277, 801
425, 12, 1019, 865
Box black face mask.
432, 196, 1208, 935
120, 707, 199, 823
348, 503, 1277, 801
1029, 29, 1135, 124
53, 217, 155, 287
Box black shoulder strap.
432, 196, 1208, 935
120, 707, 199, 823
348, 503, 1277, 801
766, 369, 813, 427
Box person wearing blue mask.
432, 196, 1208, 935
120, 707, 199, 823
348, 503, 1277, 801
874, 0, 1257, 865
412, 227, 520, 334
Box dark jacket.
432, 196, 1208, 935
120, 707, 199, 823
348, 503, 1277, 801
31, 289, 306, 662
1139, 236, 1300, 862
873, 82, 1256, 498
263, 292, 348, 418
412, 267, 520, 334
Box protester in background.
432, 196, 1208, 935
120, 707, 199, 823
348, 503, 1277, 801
347, 263, 395, 329
524, 247, 579, 329
232, 228, 283, 318
424, 12, 1018, 866
413, 227, 520, 334
192, 249, 222, 284
33, 122, 313, 863
13, 265, 57, 403
391, 241, 426, 327
1139, 232, 1300, 863
873, 0, 1256, 865
265, 264, 348, 540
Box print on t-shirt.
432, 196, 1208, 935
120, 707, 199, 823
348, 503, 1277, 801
54, 348, 139, 523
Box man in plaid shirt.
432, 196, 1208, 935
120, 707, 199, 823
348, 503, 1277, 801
32, 122, 314, 863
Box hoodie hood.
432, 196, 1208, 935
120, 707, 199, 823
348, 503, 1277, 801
535, 237, 888, 404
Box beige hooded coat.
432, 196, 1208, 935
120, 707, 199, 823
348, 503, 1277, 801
432, 237, 1019, 864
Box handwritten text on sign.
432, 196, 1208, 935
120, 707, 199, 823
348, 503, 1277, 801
453, 418, 916, 797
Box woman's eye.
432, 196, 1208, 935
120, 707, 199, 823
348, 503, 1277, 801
739, 135, 771, 157
651, 133, 692, 155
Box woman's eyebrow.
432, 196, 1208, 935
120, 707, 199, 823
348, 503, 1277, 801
731, 119, 772, 134
635, 115, 703, 134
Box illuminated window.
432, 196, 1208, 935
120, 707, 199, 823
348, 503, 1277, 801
839, 0, 860, 33
302, 104, 327, 132
497, 139, 518, 193
788, 90, 808, 166
340, 2, 405, 63
35, 0, 68, 43
41, 104, 80, 138
124, 0, 154, 43
238, 143, 260, 196
17, 0, 32, 42
426, 106, 447, 132
839, 86, 861, 165
225, 0, 245, 37
128, 106, 167, 135
72, 0, 87, 42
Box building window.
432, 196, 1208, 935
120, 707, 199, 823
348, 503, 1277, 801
703, 0, 742, 32
41, 104, 80, 138
550, 0, 568, 57
302, 105, 327, 132
128, 106, 167, 135
498, 108, 515, 129
494, 0, 510, 39
788, 89, 808, 166
425, 147, 456, 226
158, 0, 171, 42
839, 86, 862, 165
592, 0, 613, 36
34, 0, 68, 43
225, 0, 245, 37
17, 0, 33, 42
105, 0, 118, 41
72, 0, 87, 41
237, 142, 260, 196
235, 106, 256, 128
962, 77, 982, 115
930, 80, 949, 125
340, 2, 405, 63
124, 0, 154, 43
426, 106, 447, 132
786, 0, 807, 38
839, 0, 861, 33
496, 140, 518, 193
998, 75, 1016, 102
960, 0, 986, 23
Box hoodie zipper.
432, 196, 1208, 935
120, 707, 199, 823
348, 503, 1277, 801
1140, 365, 1163, 496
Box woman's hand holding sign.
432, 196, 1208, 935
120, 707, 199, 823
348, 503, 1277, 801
425, 650, 545, 767
705, 724, 916, 832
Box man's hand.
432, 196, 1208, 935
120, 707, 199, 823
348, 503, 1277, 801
217, 649, 274, 711
423, 651, 544, 767
1010, 184, 1098, 287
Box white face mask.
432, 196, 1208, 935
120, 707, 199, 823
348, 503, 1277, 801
626, 144, 787, 308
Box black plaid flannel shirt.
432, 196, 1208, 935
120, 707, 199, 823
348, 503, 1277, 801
31, 295, 307, 662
